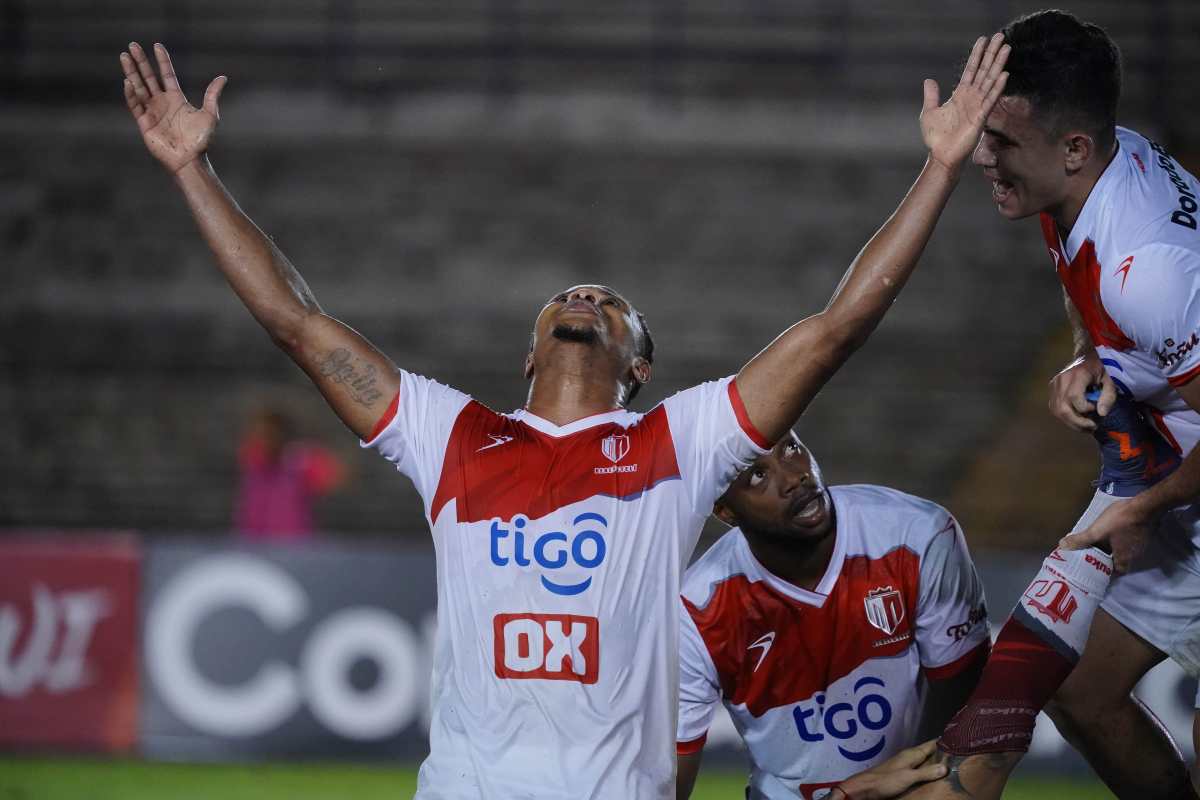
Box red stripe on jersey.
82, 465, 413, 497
365, 391, 400, 443
676, 733, 707, 755
431, 402, 682, 524
923, 639, 990, 682
728, 379, 773, 450
1041, 214, 1134, 351
685, 548, 921, 717
1168, 360, 1200, 388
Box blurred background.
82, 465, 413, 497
1, 1, 1197, 797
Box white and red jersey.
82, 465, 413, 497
364, 371, 768, 799
677, 486, 989, 800
1046, 127, 1200, 458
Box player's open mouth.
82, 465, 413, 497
992, 179, 1015, 205
789, 493, 826, 526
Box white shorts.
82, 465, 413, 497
1075, 490, 1200, 705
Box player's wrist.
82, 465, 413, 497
923, 153, 964, 183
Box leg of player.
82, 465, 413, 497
1045, 610, 1197, 800
898, 541, 1116, 799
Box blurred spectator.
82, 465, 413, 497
233, 408, 346, 541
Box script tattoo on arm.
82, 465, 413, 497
317, 348, 385, 408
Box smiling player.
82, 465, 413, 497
119, 34, 1008, 798
677, 436, 989, 800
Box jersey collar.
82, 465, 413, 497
511, 407, 630, 438
732, 501, 847, 608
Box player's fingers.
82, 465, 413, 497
922, 79, 940, 113
898, 739, 939, 767
153, 43, 181, 93
909, 763, 950, 783
982, 71, 1009, 111
202, 75, 227, 117
973, 33, 1005, 87
1058, 529, 1097, 551
120, 52, 150, 102
1096, 377, 1118, 417
123, 78, 143, 116
129, 41, 162, 95
959, 36, 986, 85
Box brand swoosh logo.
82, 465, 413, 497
477, 434, 514, 452
747, 632, 775, 672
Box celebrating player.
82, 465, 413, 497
904, 10, 1200, 800
119, 34, 1008, 798
676, 435, 989, 800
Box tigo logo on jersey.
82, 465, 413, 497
595, 434, 637, 475
489, 512, 608, 595
493, 613, 599, 684
793, 676, 893, 762
863, 587, 904, 636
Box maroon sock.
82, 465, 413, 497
938, 614, 1076, 755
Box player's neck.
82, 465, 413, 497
743, 520, 838, 593
525, 358, 625, 426
1053, 139, 1120, 239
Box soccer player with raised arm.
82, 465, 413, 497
119, 34, 1008, 798
676, 435, 989, 800
902, 10, 1200, 800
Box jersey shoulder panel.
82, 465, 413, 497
830, 485, 954, 557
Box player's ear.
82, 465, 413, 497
711, 501, 738, 527
631, 357, 651, 387
523, 352, 534, 380
1063, 131, 1095, 174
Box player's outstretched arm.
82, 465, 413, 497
735, 35, 1009, 444
120, 42, 399, 439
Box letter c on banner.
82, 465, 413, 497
147, 554, 307, 736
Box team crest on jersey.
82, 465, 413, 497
601, 434, 630, 464
864, 586, 905, 636
595, 433, 638, 474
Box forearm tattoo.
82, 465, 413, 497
318, 348, 384, 407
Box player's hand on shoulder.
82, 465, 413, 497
120, 42, 227, 174
1048, 353, 1116, 432
919, 33, 1010, 175
832, 740, 948, 800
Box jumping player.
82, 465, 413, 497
119, 35, 1009, 798
676, 435, 989, 800
902, 10, 1200, 799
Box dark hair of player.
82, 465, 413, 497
1001, 9, 1122, 147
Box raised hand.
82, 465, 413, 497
120, 42, 227, 174
920, 33, 1010, 174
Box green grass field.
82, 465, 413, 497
0, 757, 1114, 799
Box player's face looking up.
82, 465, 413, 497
714, 435, 834, 543
526, 284, 652, 406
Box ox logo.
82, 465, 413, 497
601, 434, 630, 464
864, 587, 904, 636
494, 613, 599, 684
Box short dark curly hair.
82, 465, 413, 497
1002, 9, 1122, 147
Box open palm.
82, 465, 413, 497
920, 33, 1010, 172
120, 42, 227, 174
